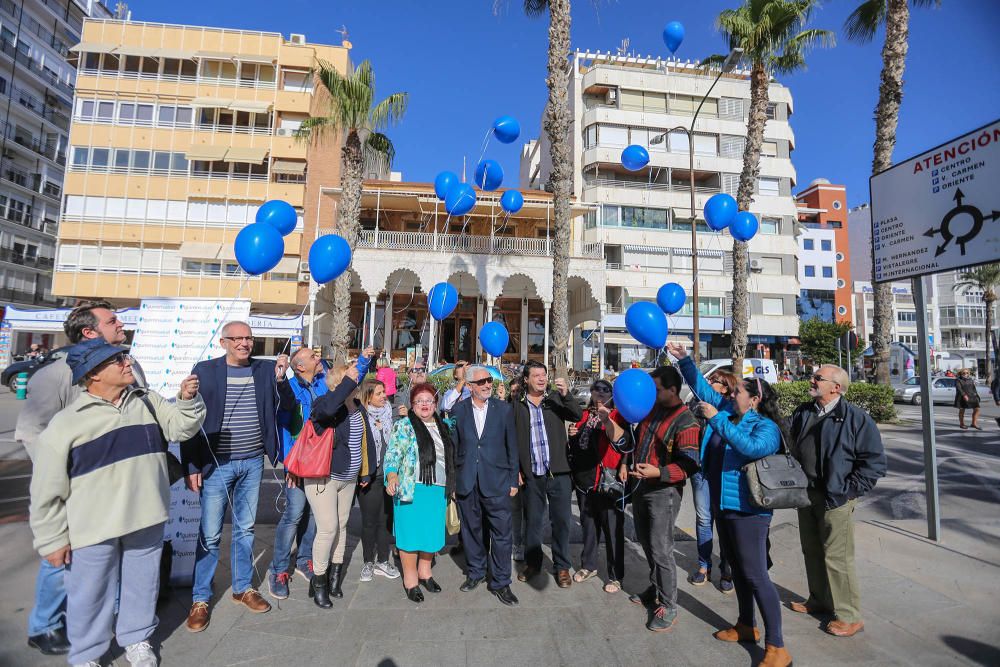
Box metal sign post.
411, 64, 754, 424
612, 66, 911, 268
912, 277, 940, 541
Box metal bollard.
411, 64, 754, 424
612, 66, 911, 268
15, 371, 28, 400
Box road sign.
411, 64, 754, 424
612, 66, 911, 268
870, 119, 1000, 283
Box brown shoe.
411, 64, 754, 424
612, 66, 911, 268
232, 588, 271, 613
825, 619, 864, 637
759, 644, 792, 667
789, 600, 826, 614
517, 566, 540, 583
185, 602, 210, 633
556, 569, 572, 588
713, 622, 761, 643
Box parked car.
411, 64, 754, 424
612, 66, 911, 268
893, 376, 992, 405
2, 346, 70, 392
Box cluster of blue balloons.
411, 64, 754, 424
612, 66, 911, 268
234, 200, 295, 276
703, 193, 759, 242
433, 115, 522, 217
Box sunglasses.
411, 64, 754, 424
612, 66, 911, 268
100, 352, 130, 368
469, 377, 493, 386
591, 385, 612, 393
408, 368, 426, 374
811, 374, 833, 383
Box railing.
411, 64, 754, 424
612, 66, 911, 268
1, 165, 61, 198
939, 316, 987, 327
0, 286, 60, 305
583, 176, 723, 195
606, 262, 621, 270
3, 123, 66, 165
0, 247, 54, 269
190, 170, 268, 182
77, 67, 278, 90
357, 230, 604, 259
2, 83, 72, 131
0, 39, 74, 97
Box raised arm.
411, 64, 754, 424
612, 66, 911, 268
707, 412, 781, 460
310, 373, 359, 427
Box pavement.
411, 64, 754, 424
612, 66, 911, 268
0, 389, 998, 666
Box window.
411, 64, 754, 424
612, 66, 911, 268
758, 257, 783, 275
760, 217, 779, 234
97, 101, 114, 120
119, 103, 135, 121
72, 147, 88, 167
282, 70, 312, 92
821, 239, 832, 251
132, 150, 150, 170
583, 124, 597, 149
804, 265, 816, 277
827, 220, 843, 228
91, 148, 109, 168
803, 239, 814, 250
78, 99, 95, 119
676, 296, 724, 317
693, 134, 717, 156
762, 298, 784, 315
158, 106, 176, 125
113, 149, 129, 169
600, 125, 628, 147
897, 311, 917, 323
668, 130, 689, 154
766, 103, 777, 120
822, 266, 833, 278
620, 206, 668, 230
758, 177, 780, 196
760, 141, 778, 157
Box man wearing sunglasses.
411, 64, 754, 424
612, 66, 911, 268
787, 365, 886, 638
16, 300, 148, 657
181, 321, 290, 632
451, 366, 520, 606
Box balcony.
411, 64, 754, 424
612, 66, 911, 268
0, 165, 62, 200
1, 83, 72, 131
77, 67, 278, 91
582, 176, 724, 196
0, 39, 74, 98
0, 247, 54, 269
0, 285, 60, 305
358, 230, 603, 258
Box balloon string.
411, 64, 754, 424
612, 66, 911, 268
276, 300, 312, 358
475, 127, 493, 170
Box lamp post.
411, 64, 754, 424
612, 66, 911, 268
650, 47, 743, 363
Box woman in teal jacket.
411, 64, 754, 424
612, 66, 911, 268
668, 343, 791, 667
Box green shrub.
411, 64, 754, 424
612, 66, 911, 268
769, 380, 896, 423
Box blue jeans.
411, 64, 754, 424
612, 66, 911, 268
28, 558, 66, 635
192, 457, 263, 602
269, 475, 315, 575
691, 471, 730, 576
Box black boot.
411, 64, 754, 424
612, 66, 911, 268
309, 572, 332, 609
329, 563, 344, 599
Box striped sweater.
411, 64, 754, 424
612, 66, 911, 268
29, 387, 206, 556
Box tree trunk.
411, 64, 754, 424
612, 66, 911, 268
730, 61, 769, 372
330, 130, 364, 362
544, 0, 573, 378
870, 0, 910, 384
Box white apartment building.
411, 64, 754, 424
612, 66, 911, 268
524, 50, 801, 369
849, 204, 997, 375
0, 0, 111, 313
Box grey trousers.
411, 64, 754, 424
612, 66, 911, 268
632, 485, 682, 610
64, 522, 164, 664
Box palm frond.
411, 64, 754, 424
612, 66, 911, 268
365, 131, 396, 168
523, 0, 550, 17
368, 92, 409, 132
843, 0, 887, 43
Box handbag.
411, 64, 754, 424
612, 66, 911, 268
596, 466, 625, 498
284, 419, 335, 479
742, 432, 810, 510
446, 499, 461, 536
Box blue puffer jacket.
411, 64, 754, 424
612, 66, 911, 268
678, 357, 781, 515
276, 363, 330, 462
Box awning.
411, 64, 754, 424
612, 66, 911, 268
224, 146, 268, 163
113, 45, 158, 57
190, 96, 233, 108
152, 47, 196, 60
236, 54, 275, 64
178, 242, 224, 259
270, 159, 307, 175
623, 286, 659, 298
228, 100, 271, 113
185, 145, 228, 161
195, 50, 234, 60
69, 41, 116, 53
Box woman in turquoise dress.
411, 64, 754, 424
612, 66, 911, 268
384, 382, 455, 603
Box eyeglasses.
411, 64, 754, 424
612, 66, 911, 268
222, 336, 254, 343
591, 385, 611, 393
811, 374, 832, 383
469, 377, 493, 386
412, 398, 436, 406
408, 368, 426, 374
709, 378, 724, 386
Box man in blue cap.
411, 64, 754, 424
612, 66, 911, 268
29, 338, 206, 667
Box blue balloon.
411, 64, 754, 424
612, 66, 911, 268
493, 115, 520, 144
445, 183, 477, 216
731, 211, 759, 242
621, 144, 649, 172
427, 282, 459, 321
434, 171, 459, 201
663, 21, 685, 54
308, 234, 352, 284
234, 223, 284, 276
625, 301, 668, 349
500, 189, 524, 214
704, 193, 738, 231
479, 321, 510, 357
613, 369, 657, 424
656, 282, 687, 315
256, 200, 297, 236
474, 159, 504, 191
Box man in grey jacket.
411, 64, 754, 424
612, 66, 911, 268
15, 300, 147, 656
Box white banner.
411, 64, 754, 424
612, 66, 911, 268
131, 298, 251, 585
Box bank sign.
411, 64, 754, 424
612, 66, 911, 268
870, 119, 1000, 283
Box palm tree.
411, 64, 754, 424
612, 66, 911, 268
953, 263, 1000, 380
844, 0, 939, 384
711, 0, 833, 372
298, 60, 408, 360
499, 0, 573, 377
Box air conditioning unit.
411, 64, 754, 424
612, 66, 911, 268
606, 88, 618, 105
276, 127, 296, 137
749, 258, 763, 273
289, 33, 306, 45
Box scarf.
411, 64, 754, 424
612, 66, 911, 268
408, 412, 452, 486
576, 409, 602, 451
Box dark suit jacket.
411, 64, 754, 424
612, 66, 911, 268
309, 375, 377, 483
180, 355, 288, 475
511, 390, 583, 477
452, 397, 519, 497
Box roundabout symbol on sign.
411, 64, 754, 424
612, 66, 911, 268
924, 188, 1000, 257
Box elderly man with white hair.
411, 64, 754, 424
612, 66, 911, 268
787, 364, 886, 638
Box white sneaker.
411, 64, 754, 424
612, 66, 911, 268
374, 561, 401, 579
512, 545, 525, 562
73, 662, 102, 667
360, 561, 374, 582
125, 640, 158, 667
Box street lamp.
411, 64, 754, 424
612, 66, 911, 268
650, 47, 743, 363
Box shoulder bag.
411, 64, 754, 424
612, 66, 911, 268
742, 430, 810, 510
284, 419, 335, 479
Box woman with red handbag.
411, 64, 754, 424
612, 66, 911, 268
296, 354, 376, 608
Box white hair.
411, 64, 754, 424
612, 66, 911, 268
220, 320, 252, 337
466, 365, 490, 381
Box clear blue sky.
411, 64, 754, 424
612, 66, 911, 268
128, 0, 999, 206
